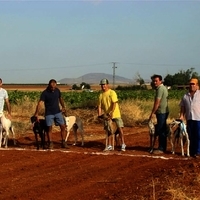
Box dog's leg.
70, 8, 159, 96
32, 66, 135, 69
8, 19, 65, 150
72, 126, 78, 145
79, 126, 84, 146
149, 135, 153, 153
186, 134, 190, 157
65, 130, 70, 143
104, 131, 108, 151
35, 133, 39, 150
46, 131, 50, 147
171, 136, 176, 154
114, 133, 119, 147
4, 131, 9, 148
80, 129, 84, 146
180, 135, 184, 156
10, 126, 16, 146
112, 133, 114, 151
0, 128, 2, 148
181, 122, 190, 157
42, 130, 46, 149
151, 135, 157, 153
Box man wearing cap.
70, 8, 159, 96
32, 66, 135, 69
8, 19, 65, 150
180, 78, 200, 157
98, 78, 126, 151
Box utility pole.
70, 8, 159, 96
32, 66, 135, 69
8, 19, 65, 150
112, 62, 117, 89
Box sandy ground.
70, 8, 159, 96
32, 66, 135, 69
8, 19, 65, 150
1, 125, 200, 200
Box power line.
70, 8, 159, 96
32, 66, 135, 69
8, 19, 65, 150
0, 63, 109, 72
122, 62, 199, 67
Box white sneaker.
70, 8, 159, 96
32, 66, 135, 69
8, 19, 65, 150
104, 145, 113, 151
121, 144, 126, 151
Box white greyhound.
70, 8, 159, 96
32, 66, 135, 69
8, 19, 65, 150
64, 116, 84, 146
0, 113, 16, 148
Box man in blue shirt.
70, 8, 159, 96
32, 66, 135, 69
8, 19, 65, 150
34, 79, 67, 149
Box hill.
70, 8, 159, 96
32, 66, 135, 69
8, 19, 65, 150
59, 73, 133, 85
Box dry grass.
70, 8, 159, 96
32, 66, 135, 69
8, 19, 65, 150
9, 98, 182, 136
166, 178, 200, 200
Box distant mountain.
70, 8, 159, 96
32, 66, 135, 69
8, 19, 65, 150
59, 73, 133, 85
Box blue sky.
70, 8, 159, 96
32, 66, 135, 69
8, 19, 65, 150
0, 0, 200, 83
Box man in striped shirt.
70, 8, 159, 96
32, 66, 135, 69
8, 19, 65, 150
180, 78, 200, 157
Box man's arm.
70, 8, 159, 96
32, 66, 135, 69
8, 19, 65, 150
179, 106, 185, 120
59, 97, 66, 114
98, 105, 102, 116
34, 100, 43, 117
149, 98, 161, 120
5, 98, 11, 117
109, 101, 117, 118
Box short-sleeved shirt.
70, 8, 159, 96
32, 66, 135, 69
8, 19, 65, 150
0, 88, 8, 113
155, 84, 169, 114
40, 87, 61, 115
98, 89, 121, 118
180, 90, 200, 121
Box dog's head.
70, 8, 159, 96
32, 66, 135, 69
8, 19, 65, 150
98, 113, 111, 121
148, 120, 155, 135
168, 119, 181, 134
30, 116, 37, 124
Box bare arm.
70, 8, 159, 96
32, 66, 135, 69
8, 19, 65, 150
179, 106, 185, 120
98, 105, 102, 116
59, 97, 66, 114
5, 98, 11, 118
149, 98, 161, 120
109, 101, 117, 118
34, 100, 43, 117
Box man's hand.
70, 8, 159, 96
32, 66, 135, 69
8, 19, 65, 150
7, 113, 12, 120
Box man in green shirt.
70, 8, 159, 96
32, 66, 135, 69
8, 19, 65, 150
149, 74, 169, 154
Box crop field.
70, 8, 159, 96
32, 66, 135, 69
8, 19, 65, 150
1, 85, 199, 200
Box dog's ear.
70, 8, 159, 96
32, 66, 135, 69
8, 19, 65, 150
175, 119, 183, 123
98, 114, 105, 119
30, 116, 37, 123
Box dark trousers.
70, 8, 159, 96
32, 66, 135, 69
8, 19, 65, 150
187, 120, 200, 156
156, 113, 169, 152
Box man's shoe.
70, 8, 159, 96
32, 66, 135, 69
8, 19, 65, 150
121, 144, 126, 152
104, 145, 113, 151
62, 141, 69, 149
193, 154, 200, 158
153, 150, 164, 154
49, 142, 54, 149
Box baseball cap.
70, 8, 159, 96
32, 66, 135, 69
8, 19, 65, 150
99, 78, 109, 85
189, 78, 198, 84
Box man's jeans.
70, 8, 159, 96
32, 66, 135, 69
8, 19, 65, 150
187, 120, 200, 156
156, 113, 169, 152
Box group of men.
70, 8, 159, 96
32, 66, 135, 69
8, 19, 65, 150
0, 76, 200, 156
149, 75, 200, 157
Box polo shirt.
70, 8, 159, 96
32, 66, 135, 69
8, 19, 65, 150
40, 87, 61, 115
155, 84, 169, 114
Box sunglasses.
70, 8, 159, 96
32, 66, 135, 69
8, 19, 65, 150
189, 83, 195, 86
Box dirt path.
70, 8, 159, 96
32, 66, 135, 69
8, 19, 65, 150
0, 125, 200, 200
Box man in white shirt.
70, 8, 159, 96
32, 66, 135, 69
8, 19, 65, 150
0, 78, 11, 118
180, 78, 200, 157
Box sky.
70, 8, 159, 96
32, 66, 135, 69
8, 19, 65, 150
0, 0, 200, 84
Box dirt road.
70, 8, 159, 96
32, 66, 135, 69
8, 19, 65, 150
0, 125, 200, 200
